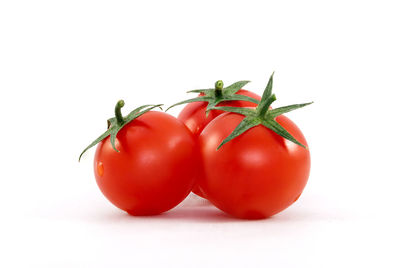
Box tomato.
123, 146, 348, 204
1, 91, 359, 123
178, 89, 261, 198
178, 89, 261, 137
198, 112, 310, 219
80, 102, 199, 216
196, 73, 312, 219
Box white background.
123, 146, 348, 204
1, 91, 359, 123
1, 1, 399, 267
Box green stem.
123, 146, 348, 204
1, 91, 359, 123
115, 100, 125, 125
214, 80, 224, 97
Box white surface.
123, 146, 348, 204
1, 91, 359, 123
1, 1, 399, 267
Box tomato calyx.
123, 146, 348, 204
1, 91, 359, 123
211, 72, 313, 149
79, 100, 163, 161
166, 80, 259, 115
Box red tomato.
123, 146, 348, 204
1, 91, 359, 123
198, 112, 311, 219
93, 111, 199, 215
178, 89, 261, 136
178, 89, 261, 198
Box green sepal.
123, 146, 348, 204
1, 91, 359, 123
268, 102, 313, 118
187, 88, 215, 94
203, 94, 260, 117
78, 129, 113, 162
167, 80, 259, 112
79, 102, 163, 161
262, 119, 306, 148
222, 80, 251, 95
256, 72, 274, 116
217, 117, 261, 149
210, 72, 312, 150
218, 94, 261, 105
166, 96, 213, 112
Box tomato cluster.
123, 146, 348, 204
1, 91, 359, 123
80, 74, 312, 219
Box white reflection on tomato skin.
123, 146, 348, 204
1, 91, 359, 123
185, 118, 201, 135
284, 138, 301, 153
203, 132, 222, 153
137, 150, 157, 166
166, 135, 184, 150
239, 149, 270, 169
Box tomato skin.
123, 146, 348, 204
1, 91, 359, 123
178, 89, 261, 198
198, 112, 311, 219
93, 111, 199, 216
178, 89, 261, 137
